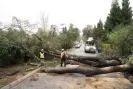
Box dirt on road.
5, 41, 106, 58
10, 65, 133, 89
10, 72, 133, 89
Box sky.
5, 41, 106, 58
0, 0, 133, 30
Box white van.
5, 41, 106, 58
84, 37, 96, 53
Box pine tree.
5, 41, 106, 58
97, 19, 103, 29
93, 20, 104, 41
122, 0, 132, 25
104, 0, 122, 32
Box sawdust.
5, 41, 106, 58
30, 74, 39, 81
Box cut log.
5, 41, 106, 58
26, 68, 36, 72
41, 64, 133, 76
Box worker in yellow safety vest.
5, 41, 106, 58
40, 49, 45, 65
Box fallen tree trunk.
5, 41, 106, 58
44, 51, 60, 58
70, 60, 99, 66
28, 63, 40, 66
66, 60, 81, 65
66, 60, 121, 67
42, 51, 122, 64
26, 68, 36, 72
97, 60, 121, 67
68, 56, 122, 63
41, 64, 133, 76
43, 52, 121, 67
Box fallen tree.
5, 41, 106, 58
41, 64, 133, 76
20, 45, 123, 67
43, 52, 122, 67
67, 55, 124, 63
66, 60, 121, 67
43, 52, 123, 63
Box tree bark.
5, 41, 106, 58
41, 64, 133, 76
66, 60, 121, 67
43, 51, 123, 64
67, 55, 123, 63
44, 51, 60, 58
28, 63, 40, 66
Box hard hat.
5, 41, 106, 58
41, 49, 44, 51
61, 49, 64, 51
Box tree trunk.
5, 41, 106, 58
67, 55, 123, 63
43, 51, 123, 64
28, 63, 40, 66
66, 60, 121, 67
41, 64, 133, 76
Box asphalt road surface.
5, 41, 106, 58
67, 43, 98, 57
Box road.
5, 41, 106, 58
6, 43, 133, 89
67, 43, 98, 57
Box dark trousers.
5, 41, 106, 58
40, 58, 44, 66
60, 58, 66, 67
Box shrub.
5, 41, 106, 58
0, 42, 21, 67
108, 25, 133, 56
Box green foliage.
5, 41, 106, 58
123, 55, 133, 64
59, 24, 80, 50
104, 0, 122, 32
0, 42, 21, 67
93, 20, 107, 41
122, 0, 132, 25
104, 0, 132, 33
108, 25, 133, 56
100, 42, 119, 57
82, 25, 93, 41
0, 21, 80, 67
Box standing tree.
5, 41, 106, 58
59, 24, 80, 50
67, 24, 80, 41
97, 19, 103, 29
104, 0, 122, 32
93, 20, 105, 41
122, 0, 132, 25
82, 25, 93, 41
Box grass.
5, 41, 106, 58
0, 78, 8, 88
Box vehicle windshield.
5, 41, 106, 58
85, 41, 94, 46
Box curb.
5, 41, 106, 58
1, 67, 41, 89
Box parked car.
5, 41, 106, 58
84, 44, 96, 53
75, 43, 82, 48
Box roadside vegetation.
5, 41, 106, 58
0, 17, 80, 67
0, 0, 133, 67
82, 0, 133, 62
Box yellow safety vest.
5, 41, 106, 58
40, 52, 44, 58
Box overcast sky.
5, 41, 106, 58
0, 0, 133, 30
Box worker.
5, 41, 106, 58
60, 49, 67, 67
40, 49, 45, 66
24, 52, 29, 65
98, 47, 102, 53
